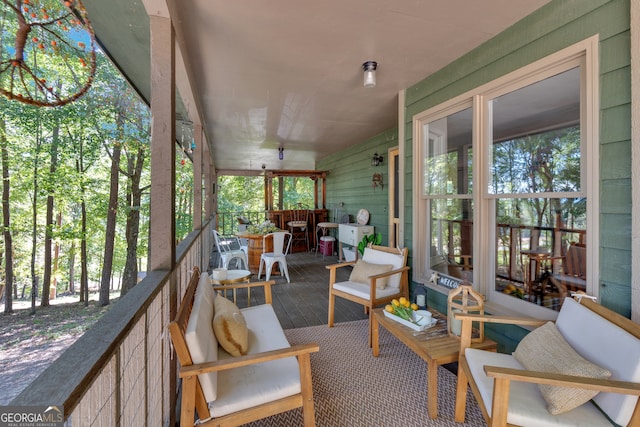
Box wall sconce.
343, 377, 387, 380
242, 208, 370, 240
279, 147, 284, 160
372, 173, 384, 191
362, 61, 377, 88
371, 152, 383, 167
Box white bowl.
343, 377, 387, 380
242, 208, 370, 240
414, 310, 433, 324
211, 268, 228, 281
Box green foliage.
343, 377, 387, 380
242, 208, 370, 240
357, 232, 382, 256
0, 46, 159, 300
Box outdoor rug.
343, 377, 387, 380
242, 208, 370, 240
245, 319, 486, 426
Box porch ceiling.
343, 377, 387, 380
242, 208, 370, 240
83, 0, 550, 171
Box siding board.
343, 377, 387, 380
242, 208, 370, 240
601, 178, 632, 214
601, 140, 632, 180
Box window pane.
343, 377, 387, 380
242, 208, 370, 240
429, 199, 474, 283
423, 107, 473, 196
495, 197, 586, 311
489, 68, 581, 195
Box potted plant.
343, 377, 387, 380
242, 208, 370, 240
357, 232, 382, 257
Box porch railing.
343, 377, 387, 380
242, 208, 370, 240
216, 210, 267, 235
432, 217, 586, 284
12, 218, 215, 426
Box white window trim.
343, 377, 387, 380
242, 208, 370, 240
412, 36, 599, 319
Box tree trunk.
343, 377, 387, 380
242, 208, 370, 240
121, 146, 145, 296
81, 199, 89, 306
99, 138, 122, 306
68, 241, 76, 295
41, 123, 60, 307
30, 123, 41, 315
52, 211, 61, 295
1, 118, 14, 314
75, 156, 89, 306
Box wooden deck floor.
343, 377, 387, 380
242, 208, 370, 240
209, 249, 368, 329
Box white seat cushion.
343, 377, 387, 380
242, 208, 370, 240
210, 304, 301, 417
362, 247, 404, 288
465, 348, 612, 426
332, 280, 402, 300
556, 297, 640, 426
185, 277, 218, 402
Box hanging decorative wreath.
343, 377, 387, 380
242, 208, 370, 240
0, 0, 97, 107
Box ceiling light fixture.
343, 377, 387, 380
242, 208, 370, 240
362, 61, 378, 88
279, 147, 284, 160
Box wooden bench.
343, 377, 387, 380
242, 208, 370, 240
169, 267, 319, 426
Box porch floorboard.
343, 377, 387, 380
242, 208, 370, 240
209, 249, 368, 329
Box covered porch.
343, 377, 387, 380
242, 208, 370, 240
7, 0, 640, 425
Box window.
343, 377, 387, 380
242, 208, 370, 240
413, 38, 599, 318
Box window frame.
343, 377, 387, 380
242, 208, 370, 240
412, 36, 599, 319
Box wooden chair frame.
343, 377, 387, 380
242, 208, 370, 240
454, 298, 640, 427
326, 244, 410, 347
168, 267, 319, 427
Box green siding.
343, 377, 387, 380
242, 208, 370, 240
404, 0, 633, 330
319, 0, 633, 349
317, 128, 398, 246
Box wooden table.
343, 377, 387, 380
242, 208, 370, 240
236, 231, 279, 274
521, 249, 551, 302
371, 307, 497, 419
210, 269, 252, 304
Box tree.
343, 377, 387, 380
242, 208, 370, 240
41, 104, 62, 307
120, 102, 150, 296
98, 132, 121, 306
1, 114, 14, 313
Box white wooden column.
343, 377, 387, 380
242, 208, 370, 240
193, 123, 203, 230
149, 15, 176, 271
631, 0, 639, 323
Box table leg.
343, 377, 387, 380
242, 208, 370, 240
427, 360, 438, 419
372, 314, 380, 357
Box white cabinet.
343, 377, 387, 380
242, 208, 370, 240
339, 224, 374, 247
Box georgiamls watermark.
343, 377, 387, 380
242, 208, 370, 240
0, 405, 63, 427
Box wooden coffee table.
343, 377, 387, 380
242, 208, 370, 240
371, 307, 497, 419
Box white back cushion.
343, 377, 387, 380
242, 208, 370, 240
556, 297, 640, 426
196, 273, 215, 305
362, 247, 404, 288
185, 277, 218, 402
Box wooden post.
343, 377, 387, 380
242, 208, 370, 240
203, 139, 213, 219
148, 15, 175, 271
193, 123, 203, 230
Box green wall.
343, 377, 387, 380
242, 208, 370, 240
404, 0, 632, 319
317, 128, 398, 246
318, 0, 632, 347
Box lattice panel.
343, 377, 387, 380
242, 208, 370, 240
69, 357, 116, 427
146, 293, 164, 426
119, 317, 146, 425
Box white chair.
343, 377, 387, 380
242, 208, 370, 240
327, 245, 410, 346
213, 230, 248, 270
258, 231, 292, 283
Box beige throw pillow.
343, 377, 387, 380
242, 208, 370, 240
513, 321, 611, 415
212, 294, 249, 357
349, 259, 393, 289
